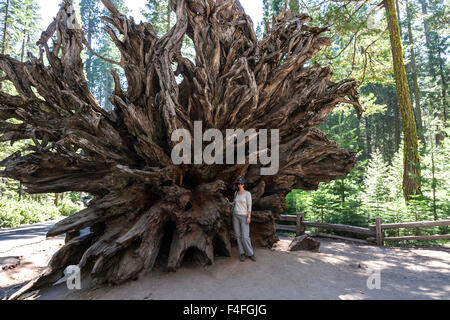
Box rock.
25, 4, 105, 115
288, 235, 320, 252
349, 261, 368, 269
0, 256, 22, 270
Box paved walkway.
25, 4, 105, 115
0, 220, 65, 254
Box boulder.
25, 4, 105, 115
288, 235, 320, 252
0, 256, 22, 270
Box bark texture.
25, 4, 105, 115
405, 0, 424, 145
384, 0, 421, 200
1, 0, 361, 299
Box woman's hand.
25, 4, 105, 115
226, 198, 233, 206
246, 215, 251, 224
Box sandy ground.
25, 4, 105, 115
2, 230, 449, 300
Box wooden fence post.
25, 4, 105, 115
376, 218, 383, 246
296, 212, 305, 236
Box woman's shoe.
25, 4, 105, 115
248, 255, 256, 261
239, 254, 245, 261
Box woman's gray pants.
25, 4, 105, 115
232, 213, 254, 256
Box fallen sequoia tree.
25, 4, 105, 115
1, 0, 361, 298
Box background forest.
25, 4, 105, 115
0, 0, 448, 243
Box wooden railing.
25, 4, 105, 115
276, 213, 450, 246
368, 218, 450, 246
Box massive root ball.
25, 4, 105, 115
1, 0, 361, 299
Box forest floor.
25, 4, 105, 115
1, 229, 449, 300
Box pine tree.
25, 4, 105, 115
363, 149, 390, 219
142, 0, 172, 37
387, 143, 403, 201
420, 0, 448, 125
0, 0, 40, 58
404, 0, 425, 145
80, 0, 103, 89
79, 0, 127, 110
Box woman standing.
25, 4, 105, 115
227, 177, 256, 262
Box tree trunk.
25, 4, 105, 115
420, 0, 432, 65
431, 149, 437, 221
394, 100, 401, 150
1, 0, 10, 54
365, 116, 372, 157
166, 2, 171, 32
420, 0, 447, 129
2, 0, 361, 299
394, 0, 402, 35
405, 0, 424, 145
20, 32, 27, 62
86, 0, 94, 86
437, 47, 448, 125
384, 0, 421, 201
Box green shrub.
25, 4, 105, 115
0, 198, 60, 228
58, 198, 84, 216
0, 196, 84, 228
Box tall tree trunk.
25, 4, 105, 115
420, 0, 447, 141
384, 0, 421, 201
356, 116, 363, 154
374, 116, 379, 152
1, 0, 10, 54
405, 0, 424, 145
420, 0, 432, 64
394, 100, 401, 151
166, 1, 171, 32
365, 116, 372, 157
3, 0, 362, 299
420, 0, 446, 118
437, 47, 448, 125
20, 32, 27, 62
431, 148, 437, 221
86, 0, 94, 85
394, 0, 402, 35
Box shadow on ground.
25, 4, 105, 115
16, 234, 449, 300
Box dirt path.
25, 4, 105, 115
2, 232, 448, 300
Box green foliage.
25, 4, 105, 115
362, 149, 390, 207
285, 136, 450, 243
141, 0, 173, 37
1, 139, 86, 228
0, 0, 41, 58
79, 0, 128, 110
0, 197, 60, 228
0, 191, 85, 228
58, 197, 84, 216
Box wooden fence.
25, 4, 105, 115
276, 213, 450, 246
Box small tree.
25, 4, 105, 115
362, 149, 390, 221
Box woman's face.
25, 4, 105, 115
238, 183, 244, 190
